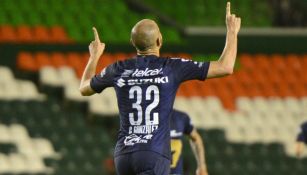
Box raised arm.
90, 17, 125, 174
207, 2, 241, 78
79, 27, 105, 96
189, 129, 209, 175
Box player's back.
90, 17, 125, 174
90, 54, 209, 159
113, 55, 180, 159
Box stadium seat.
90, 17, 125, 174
7, 154, 28, 173
0, 25, 72, 43
0, 66, 14, 83
0, 0, 185, 43
17, 52, 38, 71
0, 153, 11, 173
0, 124, 11, 143
40, 66, 62, 87
144, 0, 272, 26
33, 26, 51, 43
0, 25, 16, 42
32, 138, 61, 159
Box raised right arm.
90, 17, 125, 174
79, 27, 105, 96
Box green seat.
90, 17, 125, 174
27, 12, 41, 25
0, 11, 8, 24
0, 143, 17, 153
10, 11, 25, 26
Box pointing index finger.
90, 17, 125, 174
226, 2, 231, 16
92, 27, 100, 42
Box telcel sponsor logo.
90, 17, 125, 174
132, 68, 163, 77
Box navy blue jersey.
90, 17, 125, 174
90, 55, 209, 159
170, 110, 194, 175
297, 121, 307, 144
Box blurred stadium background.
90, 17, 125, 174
0, 0, 307, 174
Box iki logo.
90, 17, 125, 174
117, 78, 125, 87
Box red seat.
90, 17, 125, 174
33, 26, 50, 43
50, 52, 67, 67
17, 52, 38, 71
50, 26, 71, 43
67, 52, 83, 71
185, 81, 202, 97
254, 54, 270, 70
17, 26, 33, 42
239, 54, 254, 70
235, 71, 253, 85
285, 54, 302, 71
34, 52, 51, 68
113, 52, 129, 61
260, 84, 278, 97
219, 95, 236, 111
0, 25, 17, 42
291, 83, 307, 97
271, 54, 286, 71
277, 84, 294, 97
199, 83, 216, 96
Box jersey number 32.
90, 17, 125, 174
129, 85, 159, 125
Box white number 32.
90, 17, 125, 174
129, 85, 159, 125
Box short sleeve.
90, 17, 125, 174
183, 114, 194, 135
90, 64, 116, 93
171, 58, 210, 83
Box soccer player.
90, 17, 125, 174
79, 2, 240, 175
295, 121, 307, 158
170, 109, 208, 175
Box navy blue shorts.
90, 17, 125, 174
114, 151, 170, 175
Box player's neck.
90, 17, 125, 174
137, 49, 160, 57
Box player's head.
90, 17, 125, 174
131, 19, 162, 53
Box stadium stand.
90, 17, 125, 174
0, 66, 45, 100
0, 68, 115, 174
0, 25, 71, 43
0, 100, 115, 174
0, 0, 181, 43
1, 52, 307, 174
0, 51, 303, 174
143, 0, 272, 26
1, 0, 307, 174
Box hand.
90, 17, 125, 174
196, 167, 209, 175
89, 27, 105, 59
226, 2, 241, 35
